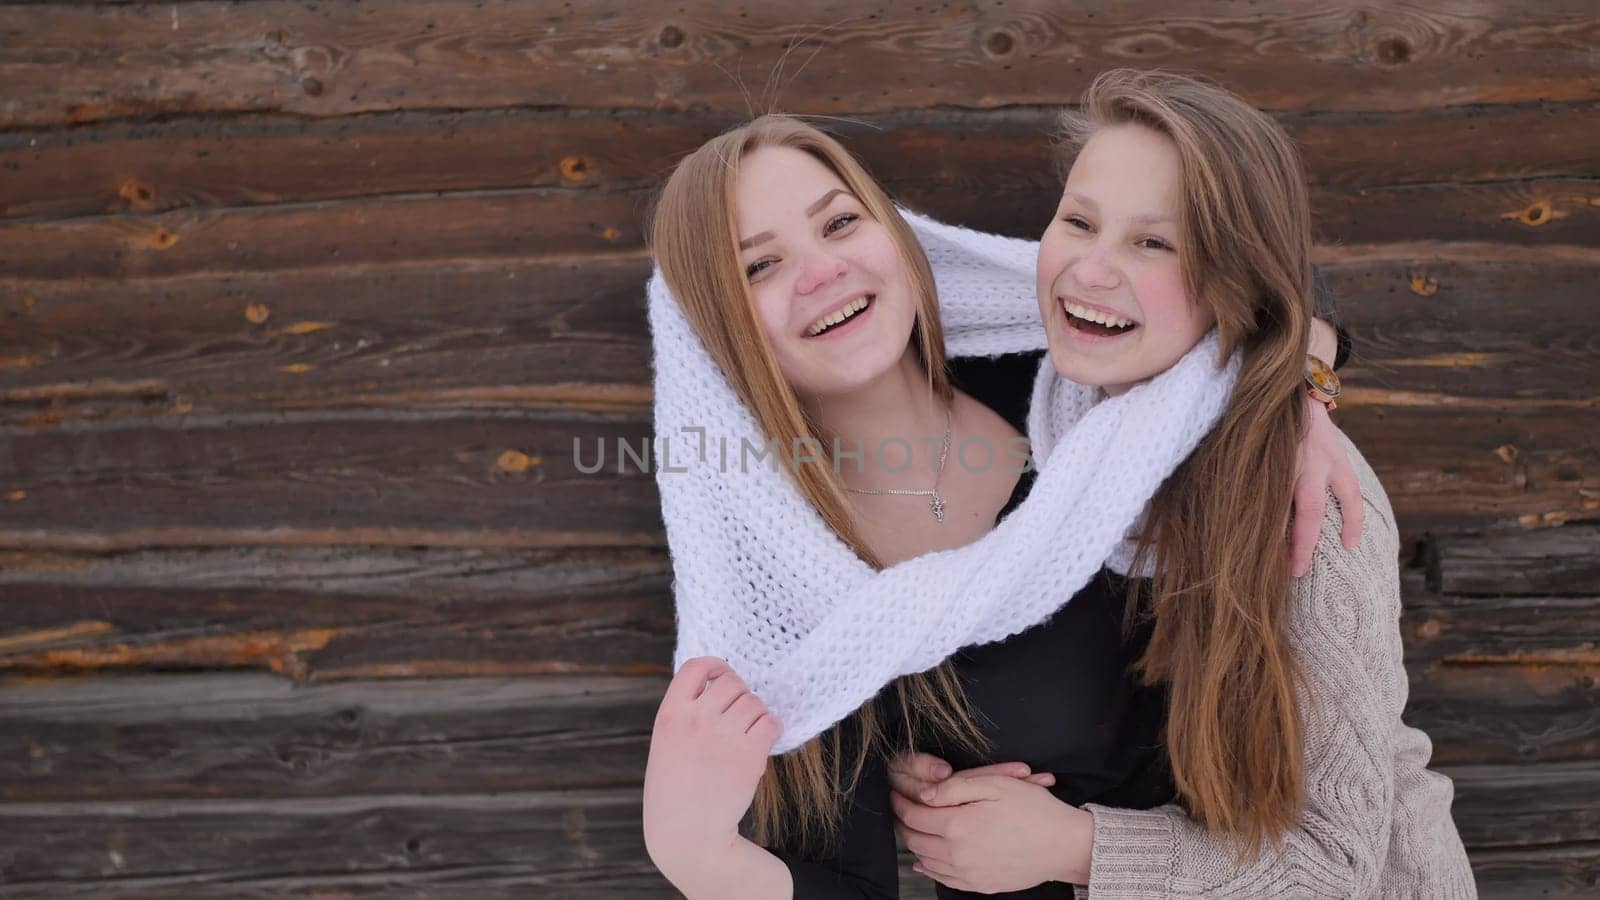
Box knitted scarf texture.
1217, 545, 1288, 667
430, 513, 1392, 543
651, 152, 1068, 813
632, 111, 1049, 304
648, 210, 1239, 753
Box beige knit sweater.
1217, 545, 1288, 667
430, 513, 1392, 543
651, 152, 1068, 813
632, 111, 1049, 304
1084, 434, 1476, 899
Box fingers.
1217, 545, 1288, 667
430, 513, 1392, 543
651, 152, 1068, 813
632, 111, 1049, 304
919, 773, 1006, 807
726, 690, 769, 733
893, 821, 952, 866
1331, 459, 1365, 551
1289, 477, 1325, 578
911, 857, 971, 891
662, 656, 732, 706
1024, 772, 1057, 787
889, 787, 947, 835
888, 751, 953, 782
887, 767, 937, 801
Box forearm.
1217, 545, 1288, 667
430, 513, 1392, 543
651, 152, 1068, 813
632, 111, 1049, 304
661, 835, 794, 900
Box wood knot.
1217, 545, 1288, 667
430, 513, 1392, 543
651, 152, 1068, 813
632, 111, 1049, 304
984, 30, 1015, 57
1505, 200, 1557, 227
119, 179, 156, 208
658, 25, 685, 49
149, 227, 178, 250
560, 155, 591, 184
245, 301, 271, 324
1407, 270, 1438, 296
600, 226, 622, 242
497, 450, 540, 473
1375, 36, 1412, 65
6, 490, 26, 503
1418, 619, 1441, 639
1494, 444, 1519, 464
302, 76, 325, 97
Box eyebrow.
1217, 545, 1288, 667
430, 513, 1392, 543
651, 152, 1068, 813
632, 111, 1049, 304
1063, 191, 1173, 227
737, 188, 856, 250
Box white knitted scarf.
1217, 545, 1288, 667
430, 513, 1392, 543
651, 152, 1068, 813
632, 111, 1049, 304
648, 210, 1239, 754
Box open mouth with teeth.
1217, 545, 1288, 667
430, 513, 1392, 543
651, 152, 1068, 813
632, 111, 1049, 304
806, 294, 874, 337
1061, 299, 1139, 337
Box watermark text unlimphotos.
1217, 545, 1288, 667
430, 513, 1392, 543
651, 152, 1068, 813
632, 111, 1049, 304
572, 427, 1035, 476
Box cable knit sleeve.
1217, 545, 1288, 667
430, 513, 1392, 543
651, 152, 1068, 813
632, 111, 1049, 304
1082, 434, 1475, 899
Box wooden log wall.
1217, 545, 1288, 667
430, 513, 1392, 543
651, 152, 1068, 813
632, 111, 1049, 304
1, 1, 1596, 896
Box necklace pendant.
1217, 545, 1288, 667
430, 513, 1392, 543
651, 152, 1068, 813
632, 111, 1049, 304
930, 495, 946, 523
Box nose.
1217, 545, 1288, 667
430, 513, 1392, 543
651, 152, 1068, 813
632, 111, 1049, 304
794, 249, 848, 295
1071, 242, 1121, 291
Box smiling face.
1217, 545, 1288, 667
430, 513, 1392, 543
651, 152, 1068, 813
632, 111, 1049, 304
734, 146, 920, 398
1036, 123, 1216, 395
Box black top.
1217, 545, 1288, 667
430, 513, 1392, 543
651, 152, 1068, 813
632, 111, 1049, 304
771, 352, 1174, 899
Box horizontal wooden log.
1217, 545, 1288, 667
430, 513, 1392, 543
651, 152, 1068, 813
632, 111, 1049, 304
0, 177, 1594, 284
0, 188, 649, 281
1467, 843, 1600, 899
1428, 526, 1600, 596
0, 869, 672, 900
5, 103, 1596, 222
1447, 759, 1600, 848
0, 672, 664, 802
0, 255, 655, 425
2, 1, 1598, 128
0, 545, 672, 679
0, 788, 656, 886
1403, 660, 1600, 766
0, 761, 1589, 888
0, 410, 665, 551
1324, 253, 1600, 402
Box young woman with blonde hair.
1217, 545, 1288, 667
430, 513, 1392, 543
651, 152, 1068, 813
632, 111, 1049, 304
636, 77, 1428, 898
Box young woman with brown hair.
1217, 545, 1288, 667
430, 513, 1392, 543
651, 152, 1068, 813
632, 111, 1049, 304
883, 70, 1474, 897
637, 98, 1387, 899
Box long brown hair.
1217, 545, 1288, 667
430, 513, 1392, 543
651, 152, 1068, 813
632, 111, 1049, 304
1056, 70, 1314, 857
647, 115, 990, 854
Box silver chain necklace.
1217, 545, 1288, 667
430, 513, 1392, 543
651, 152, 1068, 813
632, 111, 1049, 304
844, 405, 952, 523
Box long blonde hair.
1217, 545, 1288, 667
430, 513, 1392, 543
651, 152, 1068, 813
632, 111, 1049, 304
1055, 69, 1315, 859
647, 115, 990, 854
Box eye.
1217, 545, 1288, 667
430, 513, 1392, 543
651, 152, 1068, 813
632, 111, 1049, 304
823, 212, 859, 236
745, 258, 775, 278
1137, 236, 1173, 251
1063, 215, 1093, 232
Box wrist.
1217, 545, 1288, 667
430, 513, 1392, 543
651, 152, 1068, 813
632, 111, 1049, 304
1052, 803, 1096, 885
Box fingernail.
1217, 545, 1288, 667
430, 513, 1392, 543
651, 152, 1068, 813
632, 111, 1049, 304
933, 763, 951, 778
920, 788, 935, 802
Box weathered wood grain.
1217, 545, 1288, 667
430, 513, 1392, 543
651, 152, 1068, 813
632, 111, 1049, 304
1404, 660, 1600, 766
0, 545, 672, 679
1447, 759, 1600, 848
1467, 843, 1600, 899
0, 188, 650, 281
1, 254, 655, 426
1428, 526, 1600, 596
0, 410, 665, 551
5, 103, 1595, 222
1, 176, 1594, 283
2, 1, 1598, 128
0, 788, 654, 886
0, 672, 664, 802
0, 763, 1589, 889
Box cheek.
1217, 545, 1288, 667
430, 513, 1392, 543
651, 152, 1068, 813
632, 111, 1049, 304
749, 283, 794, 345
1133, 267, 1198, 336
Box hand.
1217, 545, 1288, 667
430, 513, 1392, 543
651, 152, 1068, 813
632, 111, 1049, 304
890, 772, 1095, 892
887, 750, 1056, 800
641, 657, 782, 880
1290, 395, 1363, 576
